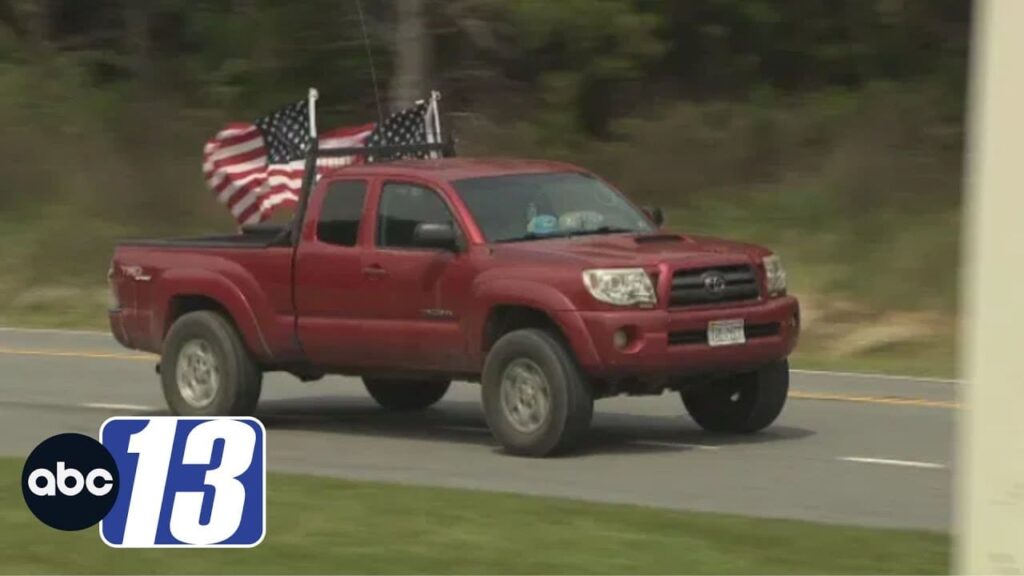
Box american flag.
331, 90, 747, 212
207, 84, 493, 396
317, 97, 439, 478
365, 101, 433, 162
203, 98, 435, 225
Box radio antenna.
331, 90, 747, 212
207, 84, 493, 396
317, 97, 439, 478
354, 0, 386, 128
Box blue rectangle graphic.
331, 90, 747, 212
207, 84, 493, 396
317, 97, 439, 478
99, 417, 265, 547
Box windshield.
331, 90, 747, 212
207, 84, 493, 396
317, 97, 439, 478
452, 172, 654, 243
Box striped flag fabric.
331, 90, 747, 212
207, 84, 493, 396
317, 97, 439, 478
203, 96, 442, 225
364, 101, 432, 162
203, 100, 374, 225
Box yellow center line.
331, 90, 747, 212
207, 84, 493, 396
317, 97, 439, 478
0, 347, 154, 361
0, 347, 959, 409
790, 391, 959, 409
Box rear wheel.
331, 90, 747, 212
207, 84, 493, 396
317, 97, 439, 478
681, 359, 789, 433
363, 378, 450, 411
161, 310, 262, 416
482, 329, 593, 457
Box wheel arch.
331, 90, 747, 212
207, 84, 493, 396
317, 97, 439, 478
478, 303, 600, 373
482, 305, 565, 353
160, 289, 270, 362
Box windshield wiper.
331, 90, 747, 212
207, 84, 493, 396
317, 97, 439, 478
493, 225, 634, 240
566, 226, 636, 237
494, 232, 573, 243
494, 227, 636, 244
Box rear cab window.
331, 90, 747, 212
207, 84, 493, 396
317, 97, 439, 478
317, 180, 368, 246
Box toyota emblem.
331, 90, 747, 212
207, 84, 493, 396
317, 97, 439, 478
702, 272, 727, 294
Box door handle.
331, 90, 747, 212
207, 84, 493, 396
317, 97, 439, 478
362, 264, 388, 278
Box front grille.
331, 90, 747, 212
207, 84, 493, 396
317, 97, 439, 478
669, 265, 759, 307
668, 322, 781, 346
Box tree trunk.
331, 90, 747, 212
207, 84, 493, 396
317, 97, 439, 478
388, 0, 431, 111
10, 0, 50, 55
124, 1, 151, 86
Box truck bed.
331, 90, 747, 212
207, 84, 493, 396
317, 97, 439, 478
117, 224, 290, 249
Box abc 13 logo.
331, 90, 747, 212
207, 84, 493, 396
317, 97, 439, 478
22, 417, 265, 547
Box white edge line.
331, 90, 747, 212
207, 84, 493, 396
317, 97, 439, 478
81, 402, 155, 412
838, 456, 947, 470
792, 369, 961, 385
631, 440, 720, 451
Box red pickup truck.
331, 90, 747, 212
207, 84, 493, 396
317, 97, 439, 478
108, 155, 799, 456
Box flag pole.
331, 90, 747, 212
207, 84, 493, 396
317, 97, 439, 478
294, 88, 319, 246
307, 87, 319, 138
432, 90, 442, 138
429, 90, 442, 158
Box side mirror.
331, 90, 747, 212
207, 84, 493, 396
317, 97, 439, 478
413, 222, 459, 251
644, 206, 665, 227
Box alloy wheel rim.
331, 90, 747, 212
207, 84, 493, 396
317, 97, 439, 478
176, 339, 220, 408
500, 358, 551, 434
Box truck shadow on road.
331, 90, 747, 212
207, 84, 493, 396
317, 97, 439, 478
253, 396, 815, 457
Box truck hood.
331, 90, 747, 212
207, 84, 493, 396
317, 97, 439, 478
488, 232, 772, 270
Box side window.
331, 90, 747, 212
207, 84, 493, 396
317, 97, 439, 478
317, 180, 367, 247
377, 182, 455, 249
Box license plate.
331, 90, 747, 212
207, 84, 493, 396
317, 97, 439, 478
708, 319, 746, 347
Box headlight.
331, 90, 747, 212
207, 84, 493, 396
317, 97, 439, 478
762, 254, 787, 295
582, 268, 657, 307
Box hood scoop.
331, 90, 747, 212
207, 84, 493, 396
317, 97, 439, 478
633, 233, 687, 244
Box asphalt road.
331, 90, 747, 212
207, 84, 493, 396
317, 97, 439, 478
0, 327, 955, 531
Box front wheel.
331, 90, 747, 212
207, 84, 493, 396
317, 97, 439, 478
363, 378, 450, 411
482, 329, 594, 457
681, 359, 789, 433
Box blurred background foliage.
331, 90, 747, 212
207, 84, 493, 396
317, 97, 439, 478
0, 0, 970, 376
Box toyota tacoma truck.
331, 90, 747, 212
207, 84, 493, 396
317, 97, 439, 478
108, 151, 799, 457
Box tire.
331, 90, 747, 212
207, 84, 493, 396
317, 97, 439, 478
681, 359, 789, 433
160, 310, 263, 416
363, 378, 451, 411
481, 329, 594, 457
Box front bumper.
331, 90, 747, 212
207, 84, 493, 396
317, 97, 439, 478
554, 296, 800, 378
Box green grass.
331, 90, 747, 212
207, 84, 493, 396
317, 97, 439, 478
791, 337, 958, 379
0, 287, 109, 330
0, 458, 949, 574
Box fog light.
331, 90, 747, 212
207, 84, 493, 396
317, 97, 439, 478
613, 329, 629, 350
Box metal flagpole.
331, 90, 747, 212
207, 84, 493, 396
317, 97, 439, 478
426, 90, 442, 159
430, 90, 442, 143
422, 92, 435, 157
307, 87, 319, 139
